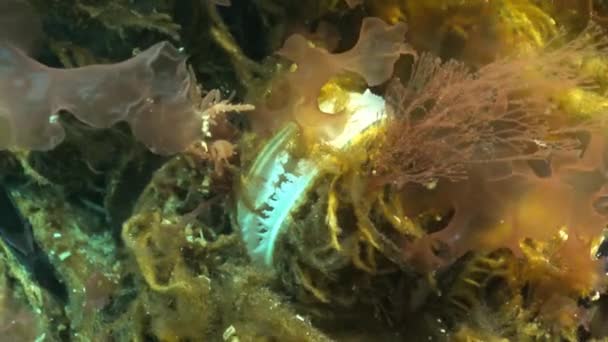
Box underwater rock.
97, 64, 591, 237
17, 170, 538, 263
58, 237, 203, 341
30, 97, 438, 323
0, 185, 67, 302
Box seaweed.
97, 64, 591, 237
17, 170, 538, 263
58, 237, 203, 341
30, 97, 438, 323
2, 0, 608, 341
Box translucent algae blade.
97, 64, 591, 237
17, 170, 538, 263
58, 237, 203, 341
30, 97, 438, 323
0, 41, 199, 154
235, 90, 386, 267
236, 123, 319, 266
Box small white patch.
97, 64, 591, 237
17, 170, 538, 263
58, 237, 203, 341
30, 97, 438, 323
222, 325, 237, 341
58, 251, 72, 261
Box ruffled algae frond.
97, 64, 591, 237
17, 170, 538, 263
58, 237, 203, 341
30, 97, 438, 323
3, 0, 608, 341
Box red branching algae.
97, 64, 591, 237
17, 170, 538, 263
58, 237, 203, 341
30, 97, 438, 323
374, 24, 608, 294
